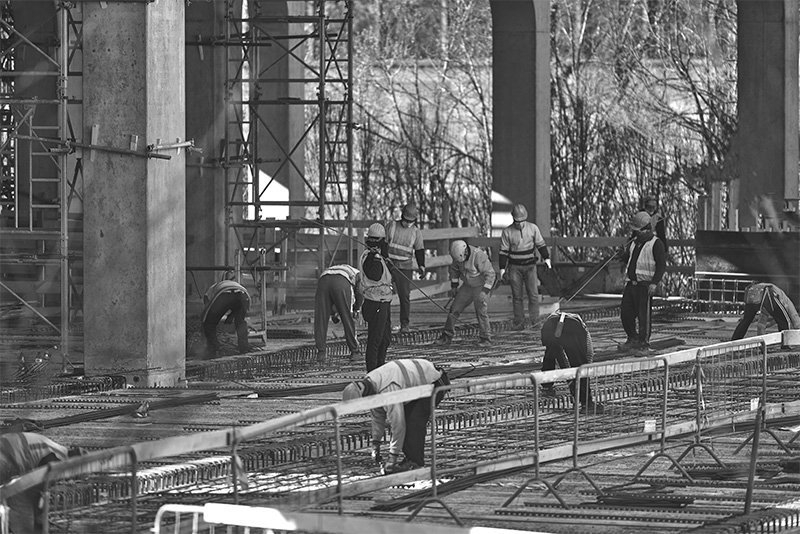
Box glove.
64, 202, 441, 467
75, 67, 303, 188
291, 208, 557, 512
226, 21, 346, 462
224, 314, 234, 325
501, 269, 509, 284
418, 265, 426, 277
648, 283, 658, 296
353, 310, 360, 320
370, 441, 382, 464
544, 258, 552, 269
449, 282, 459, 299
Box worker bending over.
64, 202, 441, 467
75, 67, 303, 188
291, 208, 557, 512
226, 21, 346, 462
201, 271, 250, 359
342, 358, 449, 474
540, 311, 604, 414
1, 432, 86, 533
314, 264, 364, 363
732, 282, 800, 340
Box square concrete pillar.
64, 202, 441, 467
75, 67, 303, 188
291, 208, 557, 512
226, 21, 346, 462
82, 1, 186, 387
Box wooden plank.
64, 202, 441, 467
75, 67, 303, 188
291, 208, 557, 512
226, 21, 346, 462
420, 226, 479, 241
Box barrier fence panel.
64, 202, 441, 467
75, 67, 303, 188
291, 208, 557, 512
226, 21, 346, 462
573, 358, 670, 464
431, 374, 538, 474
695, 340, 766, 435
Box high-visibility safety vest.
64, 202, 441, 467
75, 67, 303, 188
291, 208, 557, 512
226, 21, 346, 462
626, 237, 658, 282
499, 221, 546, 266
320, 264, 359, 286
359, 250, 393, 302
0, 432, 69, 484
386, 220, 423, 270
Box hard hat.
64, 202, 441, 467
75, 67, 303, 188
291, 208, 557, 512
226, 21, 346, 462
449, 240, 469, 262
342, 381, 363, 402
367, 222, 386, 239
629, 211, 652, 231
402, 203, 418, 221
511, 204, 528, 222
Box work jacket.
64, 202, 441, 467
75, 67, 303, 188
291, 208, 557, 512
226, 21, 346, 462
366, 359, 442, 455
359, 249, 393, 302
449, 245, 496, 290
499, 221, 549, 268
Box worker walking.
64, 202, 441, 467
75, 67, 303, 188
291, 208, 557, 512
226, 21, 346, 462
342, 358, 449, 474
1, 432, 86, 533
540, 311, 603, 414
201, 272, 251, 359
499, 203, 552, 330
360, 223, 394, 371
386, 203, 426, 334
619, 211, 667, 353
732, 282, 800, 340
314, 264, 364, 362
434, 240, 496, 347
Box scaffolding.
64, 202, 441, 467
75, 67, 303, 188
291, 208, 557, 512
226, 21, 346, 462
223, 0, 356, 286
0, 1, 82, 369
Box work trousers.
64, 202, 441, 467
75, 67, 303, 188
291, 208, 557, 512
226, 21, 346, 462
620, 282, 653, 346
362, 299, 391, 371
508, 263, 540, 325
732, 295, 793, 340
540, 316, 593, 404
314, 274, 359, 353
443, 285, 491, 341
401, 372, 448, 466
390, 266, 414, 328
203, 291, 249, 358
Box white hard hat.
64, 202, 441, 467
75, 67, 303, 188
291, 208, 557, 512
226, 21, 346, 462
629, 211, 652, 231
449, 240, 469, 262
511, 204, 528, 222
367, 223, 386, 239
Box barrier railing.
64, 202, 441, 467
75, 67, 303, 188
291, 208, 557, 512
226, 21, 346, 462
2, 332, 799, 532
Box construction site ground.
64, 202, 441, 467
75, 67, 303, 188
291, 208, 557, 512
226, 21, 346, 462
2, 284, 800, 533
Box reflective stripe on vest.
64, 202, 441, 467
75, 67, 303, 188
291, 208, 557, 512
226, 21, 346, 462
627, 237, 657, 281
387, 222, 419, 262
321, 265, 358, 286
359, 250, 393, 302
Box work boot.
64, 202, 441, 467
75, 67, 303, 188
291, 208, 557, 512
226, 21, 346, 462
476, 338, 492, 348
434, 335, 452, 346
398, 324, 410, 334
316, 350, 327, 363
383, 458, 421, 475
511, 321, 526, 331
349, 350, 362, 361
617, 339, 639, 352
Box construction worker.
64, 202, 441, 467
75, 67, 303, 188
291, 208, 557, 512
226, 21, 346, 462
618, 211, 666, 353
499, 203, 552, 330
342, 358, 449, 474
360, 223, 394, 371
201, 271, 250, 359
540, 311, 603, 414
386, 203, 426, 334
0, 432, 86, 533
732, 282, 800, 340
314, 264, 364, 363
434, 240, 496, 347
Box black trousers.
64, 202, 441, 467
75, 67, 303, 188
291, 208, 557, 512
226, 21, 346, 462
314, 274, 359, 353
401, 372, 448, 466
203, 291, 249, 358
362, 299, 391, 371
620, 282, 653, 345
390, 266, 414, 328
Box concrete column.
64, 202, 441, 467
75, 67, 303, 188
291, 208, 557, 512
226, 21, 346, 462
737, 0, 799, 228
82, 0, 186, 387
490, 0, 551, 236
186, 0, 229, 306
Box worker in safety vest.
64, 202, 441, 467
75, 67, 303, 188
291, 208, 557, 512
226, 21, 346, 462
499, 203, 551, 330
201, 271, 250, 359
385, 203, 426, 334
618, 211, 666, 353
342, 358, 449, 474
732, 282, 800, 340
434, 240, 496, 347
0, 432, 85, 533
540, 311, 603, 414
359, 223, 394, 371
314, 264, 364, 363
